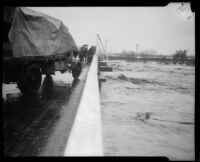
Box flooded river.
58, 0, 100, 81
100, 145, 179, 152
100, 60, 194, 160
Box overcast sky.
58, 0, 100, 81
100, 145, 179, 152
28, 3, 195, 55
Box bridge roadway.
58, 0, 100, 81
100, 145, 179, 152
3, 63, 91, 156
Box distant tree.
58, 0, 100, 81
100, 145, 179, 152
173, 50, 187, 64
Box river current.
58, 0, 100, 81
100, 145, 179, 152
100, 60, 195, 160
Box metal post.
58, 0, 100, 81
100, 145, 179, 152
136, 44, 139, 54
104, 39, 108, 53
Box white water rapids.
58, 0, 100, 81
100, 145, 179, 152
100, 60, 194, 160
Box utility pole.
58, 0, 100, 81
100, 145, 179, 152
104, 39, 108, 53
136, 43, 139, 54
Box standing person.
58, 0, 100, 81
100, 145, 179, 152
79, 44, 88, 64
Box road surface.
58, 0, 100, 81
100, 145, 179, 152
3, 64, 90, 156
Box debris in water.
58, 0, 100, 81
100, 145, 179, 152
136, 112, 152, 122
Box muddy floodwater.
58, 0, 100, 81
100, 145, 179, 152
100, 60, 194, 160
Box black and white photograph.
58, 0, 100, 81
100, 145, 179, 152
3, 4, 195, 160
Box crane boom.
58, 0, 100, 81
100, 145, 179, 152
96, 34, 109, 61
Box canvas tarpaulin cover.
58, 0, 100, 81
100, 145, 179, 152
8, 7, 78, 58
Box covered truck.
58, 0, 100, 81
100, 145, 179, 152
3, 7, 82, 93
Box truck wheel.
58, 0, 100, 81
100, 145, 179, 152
72, 62, 82, 79
16, 78, 26, 93
17, 64, 42, 94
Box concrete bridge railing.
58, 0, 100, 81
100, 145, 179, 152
64, 54, 103, 156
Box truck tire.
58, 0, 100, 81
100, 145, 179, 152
17, 64, 42, 94
72, 62, 82, 79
